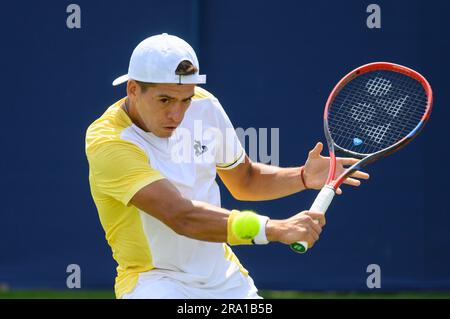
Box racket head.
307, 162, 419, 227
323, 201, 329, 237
323, 62, 433, 188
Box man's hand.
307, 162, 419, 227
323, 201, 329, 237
302, 142, 370, 194
266, 211, 326, 247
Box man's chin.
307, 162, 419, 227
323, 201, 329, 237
154, 128, 175, 138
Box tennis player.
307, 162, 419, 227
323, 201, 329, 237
85, 33, 369, 299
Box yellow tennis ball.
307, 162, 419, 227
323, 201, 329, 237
232, 211, 260, 240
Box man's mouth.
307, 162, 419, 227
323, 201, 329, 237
163, 125, 178, 131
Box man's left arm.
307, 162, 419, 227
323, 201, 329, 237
218, 156, 304, 201
218, 142, 370, 201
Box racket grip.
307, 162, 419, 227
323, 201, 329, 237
290, 185, 335, 254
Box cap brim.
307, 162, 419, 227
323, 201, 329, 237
112, 74, 129, 86
112, 73, 207, 86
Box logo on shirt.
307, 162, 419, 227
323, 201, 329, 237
194, 140, 208, 156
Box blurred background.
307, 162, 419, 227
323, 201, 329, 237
0, 0, 449, 298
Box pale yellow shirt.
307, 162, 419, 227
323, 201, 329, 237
86, 87, 248, 298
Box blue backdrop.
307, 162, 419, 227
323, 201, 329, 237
1, 0, 449, 292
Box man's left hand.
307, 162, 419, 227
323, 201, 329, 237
302, 142, 370, 195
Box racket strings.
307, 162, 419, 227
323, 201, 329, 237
328, 70, 428, 155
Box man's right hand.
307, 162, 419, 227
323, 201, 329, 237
266, 211, 326, 247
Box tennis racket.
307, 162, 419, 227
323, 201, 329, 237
290, 62, 433, 253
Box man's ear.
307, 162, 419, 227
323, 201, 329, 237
127, 80, 139, 99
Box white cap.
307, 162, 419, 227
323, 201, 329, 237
112, 33, 206, 86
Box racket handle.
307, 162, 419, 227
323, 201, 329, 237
290, 185, 335, 253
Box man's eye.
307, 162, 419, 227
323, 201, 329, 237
160, 98, 170, 104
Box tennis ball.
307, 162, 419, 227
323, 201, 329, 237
232, 211, 260, 240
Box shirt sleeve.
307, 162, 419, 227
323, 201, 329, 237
87, 141, 165, 206
211, 98, 246, 170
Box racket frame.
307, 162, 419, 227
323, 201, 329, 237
324, 62, 433, 189
290, 62, 433, 254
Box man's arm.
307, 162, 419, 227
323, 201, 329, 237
217, 142, 370, 201
129, 178, 325, 246
218, 156, 305, 201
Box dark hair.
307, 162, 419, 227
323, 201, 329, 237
175, 60, 198, 75
136, 60, 198, 93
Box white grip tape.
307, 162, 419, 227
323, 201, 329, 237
295, 186, 335, 253
309, 185, 336, 214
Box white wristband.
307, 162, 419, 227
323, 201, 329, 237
253, 215, 270, 245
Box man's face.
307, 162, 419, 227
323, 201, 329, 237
132, 83, 195, 138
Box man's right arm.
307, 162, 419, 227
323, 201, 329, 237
87, 140, 325, 247
130, 178, 326, 247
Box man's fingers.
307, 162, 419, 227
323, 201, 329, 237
338, 172, 369, 190
337, 158, 371, 180
337, 157, 359, 165
307, 237, 315, 249
350, 171, 370, 180
343, 178, 361, 186
289, 211, 327, 246
309, 220, 322, 235
309, 227, 320, 241
309, 142, 323, 158
307, 233, 318, 248
304, 211, 326, 227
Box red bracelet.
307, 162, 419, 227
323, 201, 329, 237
300, 166, 308, 189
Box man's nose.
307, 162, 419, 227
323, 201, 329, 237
167, 104, 184, 123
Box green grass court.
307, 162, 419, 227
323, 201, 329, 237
1, 290, 449, 299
